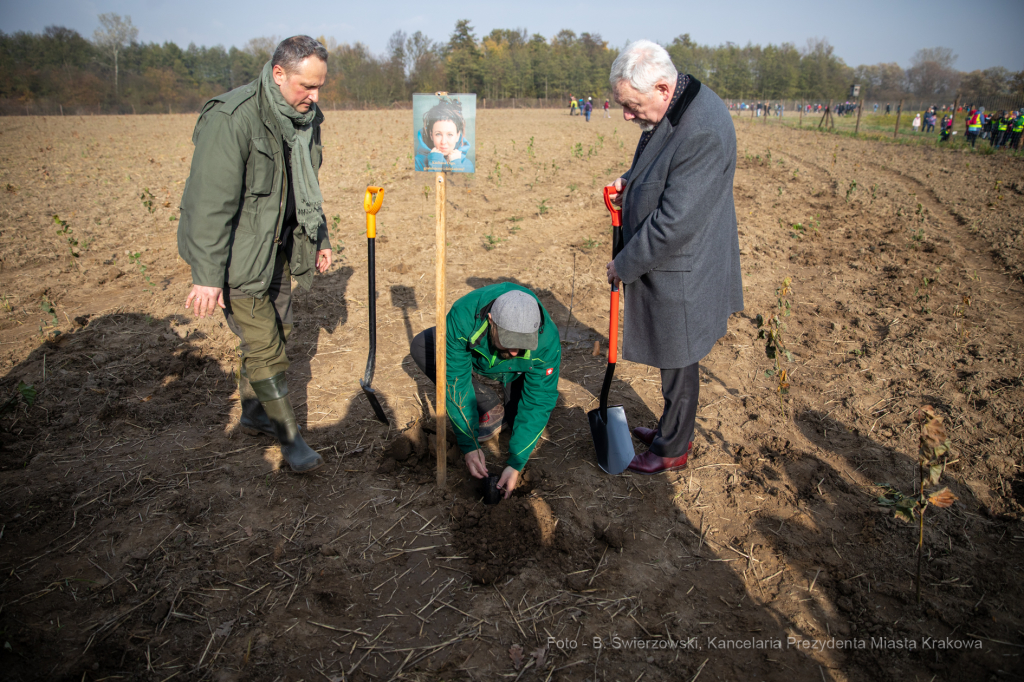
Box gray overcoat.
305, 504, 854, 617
614, 78, 743, 369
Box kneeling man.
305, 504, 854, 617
411, 284, 560, 498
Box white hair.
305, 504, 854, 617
609, 39, 678, 94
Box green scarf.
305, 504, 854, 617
260, 61, 323, 241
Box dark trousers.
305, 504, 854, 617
223, 253, 292, 382
649, 363, 700, 459
410, 327, 523, 427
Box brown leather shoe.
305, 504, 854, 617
631, 426, 657, 446
626, 442, 692, 475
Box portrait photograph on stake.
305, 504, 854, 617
413, 93, 476, 173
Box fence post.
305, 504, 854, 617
894, 99, 903, 139
855, 99, 863, 135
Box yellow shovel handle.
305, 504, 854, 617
364, 186, 384, 237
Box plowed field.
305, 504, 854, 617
1, 108, 1022, 681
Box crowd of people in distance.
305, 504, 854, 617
567, 94, 612, 121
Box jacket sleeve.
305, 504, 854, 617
614, 127, 724, 284
445, 320, 481, 455
505, 346, 560, 471
178, 110, 250, 288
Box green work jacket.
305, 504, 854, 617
446, 283, 561, 471
177, 76, 329, 296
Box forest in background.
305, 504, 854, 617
2, 16, 1023, 115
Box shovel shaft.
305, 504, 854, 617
363, 236, 378, 386
608, 287, 619, 364
599, 284, 620, 422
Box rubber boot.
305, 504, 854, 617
239, 373, 276, 438
250, 373, 323, 473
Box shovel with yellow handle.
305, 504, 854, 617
360, 186, 389, 425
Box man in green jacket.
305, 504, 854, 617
177, 36, 332, 473
410, 284, 561, 498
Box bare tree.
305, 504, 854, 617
93, 13, 138, 98
907, 47, 959, 100
244, 36, 278, 60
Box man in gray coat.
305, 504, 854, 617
605, 40, 743, 474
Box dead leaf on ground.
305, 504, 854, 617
509, 643, 524, 670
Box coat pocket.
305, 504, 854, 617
248, 137, 276, 196
634, 181, 662, 219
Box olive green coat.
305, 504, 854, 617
177, 77, 329, 296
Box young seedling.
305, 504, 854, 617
0, 382, 36, 416
537, 199, 549, 216
582, 237, 599, 250
845, 180, 857, 203
140, 188, 156, 213
756, 277, 794, 414
483, 233, 503, 250
877, 406, 957, 604
129, 252, 154, 288
527, 136, 535, 159
40, 297, 59, 328
53, 215, 80, 263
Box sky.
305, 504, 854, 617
2, 0, 1023, 73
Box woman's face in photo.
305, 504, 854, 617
430, 120, 460, 155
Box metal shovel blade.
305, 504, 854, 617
588, 403, 634, 475
360, 379, 389, 425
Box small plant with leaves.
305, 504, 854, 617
845, 180, 857, 203
53, 215, 80, 261
140, 187, 156, 213
756, 277, 793, 414
581, 237, 599, 250
572, 142, 584, 159
527, 136, 535, 159
483, 233, 503, 250
537, 199, 549, 216
0, 382, 36, 416
129, 252, 153, 288
877, 405, 957, 603
41, 297, 59, 328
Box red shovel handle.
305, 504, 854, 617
608, 287, 619, 363
603, 186, 622, 227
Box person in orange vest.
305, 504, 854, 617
966, 109, 982, 147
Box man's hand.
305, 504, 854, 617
606, 260, 621, 286
497, 466, 519, 499
316, 248, 332, 273
465, 449, 488, 479
185, 285, 225, 319
605, 177, 626, 207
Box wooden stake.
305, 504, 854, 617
799, 100, 803, 127
818, 101, 831, 130
435, 173, 447, 488
855, 98, 863, 135
894, 98, 904, 139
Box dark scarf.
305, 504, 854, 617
260, 61, 323, 241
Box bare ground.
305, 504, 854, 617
0, 109, 1022, 681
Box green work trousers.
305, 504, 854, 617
223, 252, 293, 382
